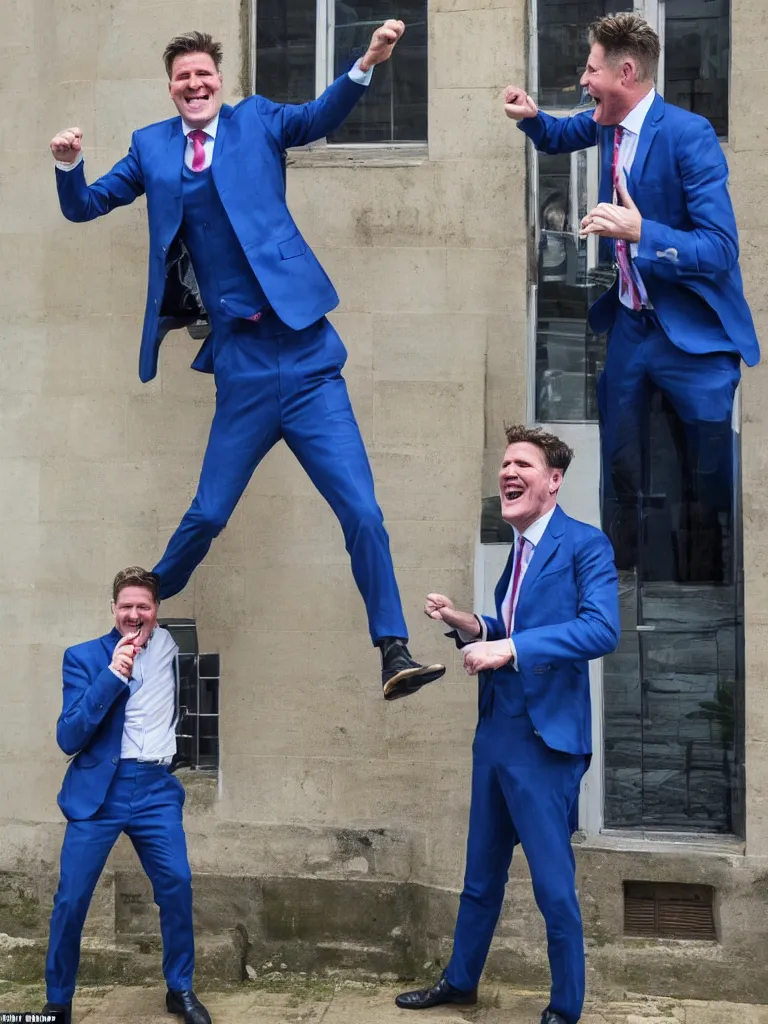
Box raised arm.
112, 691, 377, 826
258, 19, 405, 151
51, 127, 146, 223
503, 85, 599, 154
56, 637, 136, 756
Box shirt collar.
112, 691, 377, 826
620, 88, 656, 136
181, 113, 219, 140
512, 505, 557, 548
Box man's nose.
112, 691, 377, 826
579, 69, 588, 87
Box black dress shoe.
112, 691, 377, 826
541, 1010, 569, 1024
379, 637, 446, 700
395, 975, 478, 1009
42, 1002, 72, 1024
166, 989, 212, 1024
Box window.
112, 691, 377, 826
664, 0, 730, 139
254, 0, 428, 144
161, 618, 220, 772
527, 0, 743, 836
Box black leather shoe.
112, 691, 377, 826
42, 1003, 72, 1024
541, 1010, 569, 1024
395, 975, 478, 1009
379, 637, 446, 700
166, 989, 212, 1024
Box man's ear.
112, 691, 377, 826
550, 470, 563, 495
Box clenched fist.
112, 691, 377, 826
50, 127, 83, 164
110, 631, 139, 679
424, 593, 481, 638
503, 86, 538, 121
359, 19, 406, 72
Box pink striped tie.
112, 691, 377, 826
189, 129, 208, 172
612, 127, 642, 311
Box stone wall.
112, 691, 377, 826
2, 0, 768, 1003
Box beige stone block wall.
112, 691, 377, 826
0, 0, 527, 896
732, 0, 768, 857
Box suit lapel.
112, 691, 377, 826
628, 92, 665, 188
515, 505, 567, 612
494, 546, 516, 621
161, 118, 186, 198
100, 627, 121, 664
211, 105, 234, 193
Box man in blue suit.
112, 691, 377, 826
42, 567, 210, 1024
49, 23, 445, 701
504, 12, 759, 578
395, 426, 619, 1024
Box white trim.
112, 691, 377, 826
316, 0, 333, 96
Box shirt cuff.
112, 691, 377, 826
348, 59, 374, 87
630, 242, 639, 258
509, 637, 518, 670
457, 615, 487, 643
55, 152, 83, 172
109, 666, 130, 684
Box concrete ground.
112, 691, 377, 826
2, 980, 768, 1024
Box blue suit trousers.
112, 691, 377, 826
45, 761, 194, 1004
446, 710, 587, 1024
598, 306, 740, 574
153, 313, 406, 644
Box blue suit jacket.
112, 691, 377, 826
55, 73, 367, 382
476, 506, 619, 756
56, 628, 132, 821
519, 96, 760, 366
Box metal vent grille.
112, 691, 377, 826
624, 882, 716, 940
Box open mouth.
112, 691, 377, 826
184, 94, 210, 110
504, 487, 524, 502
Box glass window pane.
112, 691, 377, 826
256, 0, 316, 103
538, 0, 632, 109
603, 397, 744, 835
535, 151, 610, 423
664, 0, 730, 138
331, 1, 427, 143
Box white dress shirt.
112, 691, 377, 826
56, 61, 375, 174
615, 88, 656, 309
461, 505, 558, 669
112, 626, 179, 761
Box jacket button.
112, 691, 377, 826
97, 703, 103, 710
112, 756, 119, 765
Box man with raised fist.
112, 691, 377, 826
42, 567, 210, 1024
50, 23, 445, 702
504, 12, 759, 581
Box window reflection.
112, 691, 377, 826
537, 0, 632, 109
332, 0, 428, 142
256, 0, 316, 104
602, 397, 744, 834
535, 151, 610, 423
665, 0, 730, 138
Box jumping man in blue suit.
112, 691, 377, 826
43, 567, 210, 1024
49, 23, 445, 701
504, 12, 759, 579
395, 426, 620, 1024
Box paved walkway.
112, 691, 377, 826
1, 981, 766, 1023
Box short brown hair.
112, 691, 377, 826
112, 567, 160, 604
504, 424, 575, 474
163, 31, 223, 79
588, 12, 660, 83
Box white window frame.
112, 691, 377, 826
522, 0, 667, 835
518, 0, 731, 834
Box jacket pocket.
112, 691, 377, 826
278, 234, 307, 260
